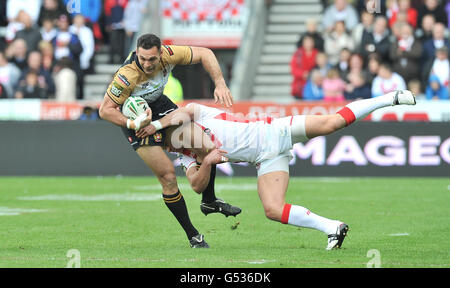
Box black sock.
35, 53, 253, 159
163, 190, 199, 239
202, 164, 217, 203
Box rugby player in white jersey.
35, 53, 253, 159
137, 90, 416, 250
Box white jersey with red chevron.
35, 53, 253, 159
187, 103, 292, 164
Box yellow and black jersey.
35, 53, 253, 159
106, 45, 192, 105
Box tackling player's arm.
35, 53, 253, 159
136, 103, 197, 137
185, 149, 228, 194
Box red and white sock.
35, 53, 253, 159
337, 93, 394, 126
281, 204, 339, 235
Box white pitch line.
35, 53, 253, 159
0, 207, 47, 216
247, 259, 275, 264
388, 233, 410, 237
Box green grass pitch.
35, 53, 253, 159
0, 176, 449, 268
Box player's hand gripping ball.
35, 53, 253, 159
122, 96, 149, 120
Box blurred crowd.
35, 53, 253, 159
291, 0, 450, 101
0, 0, 148, 101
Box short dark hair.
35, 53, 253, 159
137, 34, 161, 50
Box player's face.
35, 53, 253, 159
137, 47, 161, 74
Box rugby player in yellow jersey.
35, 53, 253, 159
99, 34, 240, 248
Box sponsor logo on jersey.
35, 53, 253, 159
164, 45, 174, 56
110, 81, 124, 97
117, 74, 130, 86
153, 132, 162, 142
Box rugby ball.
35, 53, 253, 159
122, 96, 149, 120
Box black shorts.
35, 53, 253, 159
121, 95, 178, 151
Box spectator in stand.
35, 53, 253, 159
367, 52, 381, 83
14, 70, 47, 99
5, 10, 27, 43
0, 51, 21, 98
352, 10, 374, 50
324, 21, 355, 65
415, 14, 436, 43
346, 53, 369, 84
52, 15, 83, 64
79, 106, 99, 120
52, 14, 83, 98
334, 48, 351, 80
302, 69, 324, 101
371, 62, 406, 97
425, 75, 449, 100
314, 52, 332, 77
417, 0, 448, 27
124, 0, 148, 58
15, 12, 43, 52
18, 51, 55, 97
69, 14, 95, 73
407, 79, 422, 98
38, 0, 69, 26
360, 16, 391, 62
6, 38, 28, 71
290, 35, 318, 99
344, 72, 371, 100
105, 0, 128, 64
422, 23, 450, 64
53, 57, 77, 102
7, 0, 42, 25
322, 0, 359, 32
387, 0, 418, 28
389, 23, 422, 85
322, 68, 346, 102
41, 17, 58, 42
296, 18, 325, 52
38, 40, 55, 71
423, 47, 449, 100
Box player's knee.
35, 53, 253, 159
159, 171, 178, 194
263, 205, 282, 221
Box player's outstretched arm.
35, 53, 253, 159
190, 47, 233, 107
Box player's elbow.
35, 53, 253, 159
191, 183, 204, 194
98, 105, 107, 120
190, 178, 207, 194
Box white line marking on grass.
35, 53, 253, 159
18, 193, 162, 202
388, 233, 410, 237
0, 207, 47, 216
247, 259, 275, 264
